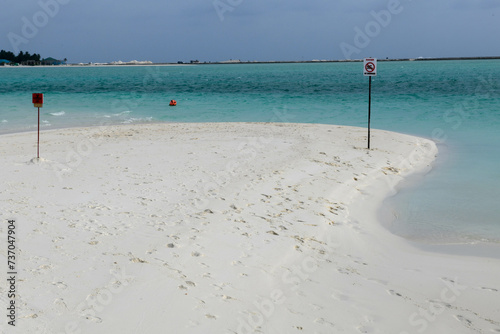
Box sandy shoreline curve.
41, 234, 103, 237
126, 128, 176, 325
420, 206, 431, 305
1, 122, 499, 333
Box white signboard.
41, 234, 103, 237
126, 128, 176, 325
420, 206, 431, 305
363, 58, 377, 76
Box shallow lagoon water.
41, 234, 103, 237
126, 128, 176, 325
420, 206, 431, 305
1, 61, 499, 243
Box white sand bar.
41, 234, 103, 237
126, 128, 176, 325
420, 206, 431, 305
1, 123, 499, 333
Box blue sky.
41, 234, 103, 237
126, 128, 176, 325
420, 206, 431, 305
1, 0, 499, 63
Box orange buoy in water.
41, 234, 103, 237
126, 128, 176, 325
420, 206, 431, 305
169, 100, 177, 106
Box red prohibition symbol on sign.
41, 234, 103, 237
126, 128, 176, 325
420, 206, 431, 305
365, 62, 375, 73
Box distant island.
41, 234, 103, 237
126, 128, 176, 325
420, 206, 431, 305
1, 49, 499, 67
67, 56, 500, 66
0, 49, 66, 66
182, 56, 500, 65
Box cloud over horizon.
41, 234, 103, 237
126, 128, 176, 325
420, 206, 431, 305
1, 0, 499, 63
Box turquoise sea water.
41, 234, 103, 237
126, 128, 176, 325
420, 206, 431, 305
1, 61, 499, 244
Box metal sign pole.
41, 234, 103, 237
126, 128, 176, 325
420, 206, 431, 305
37, 106, 40, 159
32, 93, 44, 159
363, 58, 376, 150
368, 76, 371, 150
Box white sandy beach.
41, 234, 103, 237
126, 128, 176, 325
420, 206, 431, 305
1, 122, 499, 334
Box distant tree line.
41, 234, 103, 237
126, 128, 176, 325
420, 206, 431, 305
0, 50, 41, 63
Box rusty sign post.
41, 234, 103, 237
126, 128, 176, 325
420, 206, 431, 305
32, 93, 43, 158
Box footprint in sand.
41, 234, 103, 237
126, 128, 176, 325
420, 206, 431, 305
51, 281, 68, 289
53, 298, 69, 314
221, 295, 234, 301
314, 317, 335, 328
86, 315, 103, 323
356, 325, 374, 333
356, 316, 377, 333
387, 289, 403, 298
129, 253, 147, 263
440, 277, 458, 284
432, 297, 453, 307
454, 314, 473, 328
